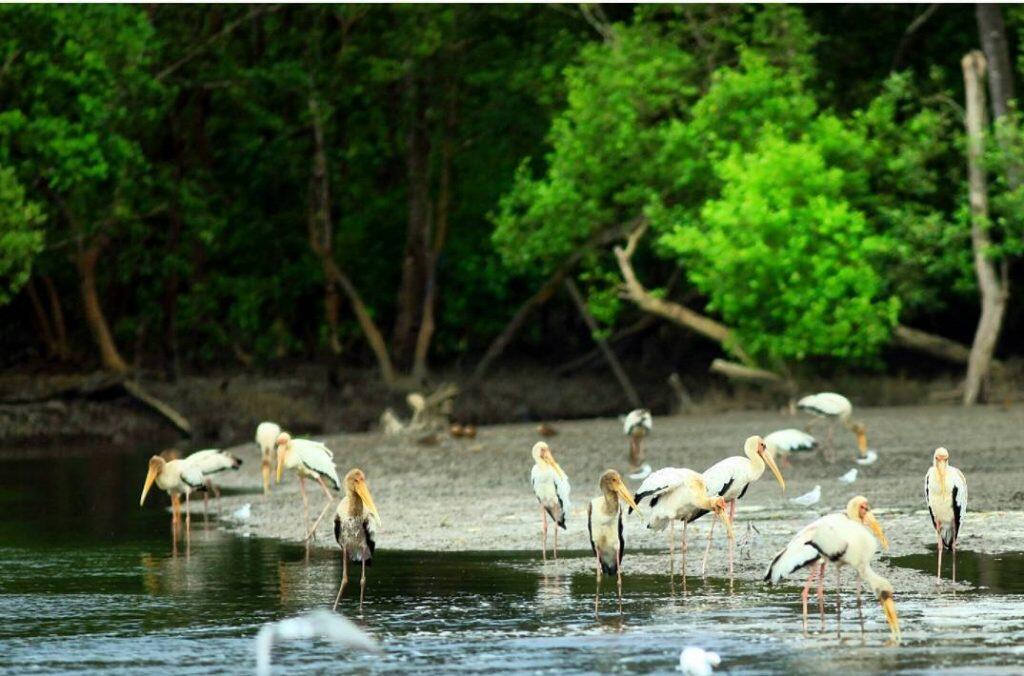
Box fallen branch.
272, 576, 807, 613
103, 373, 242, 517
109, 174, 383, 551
709, 358, 783, 384
123, 381, 193, 436
891, 324, 989, 366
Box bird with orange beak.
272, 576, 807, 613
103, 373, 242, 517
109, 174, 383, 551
530, 441, 571, 561
587, 470, 642, 604
332, 468, 381, 610
139, 455, 205, 537
702, 435, 786, 577
766, 496, 899, 643
926, 447, 968, 583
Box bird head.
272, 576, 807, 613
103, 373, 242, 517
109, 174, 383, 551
275, 432, 292, 483
747, 435, 785, 492
140, 456, 165, 506
599, 469, 641, 515
344, 468, 380, 525
847, 496, 888, 550
852, 423, 868, 456
875, 580, 901, 643
532, 441, 566, 480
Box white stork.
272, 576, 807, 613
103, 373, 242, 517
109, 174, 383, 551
796, 392, 869, 460
530, 441, 570, 561
184, 448, 242, 514
765, 428, 817, 467
140, 455, 205, 537
701, 435, 786, 577
765, 496, 899, 642
623, 408, 653, 470
925, 447, 968, 583
333, 468, 381, 610
275, 432, 341, 541
586, 469, 641, 603
256, 421, 281, 495
631, 467, 732, 578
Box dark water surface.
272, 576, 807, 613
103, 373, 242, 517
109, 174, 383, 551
2, 451, 1023, 674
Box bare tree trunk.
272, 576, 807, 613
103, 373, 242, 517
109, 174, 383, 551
961, 50, 1008, 405
308, 92, 342, 356
976, 5, 1022, 198
77, 237, 128, 373
564, 278, 641, 408
25, 278, 59, 357
323, 258, 396, 386
42, 275, 70, 359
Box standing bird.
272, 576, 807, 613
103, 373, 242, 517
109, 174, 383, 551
622, 408, 653, 470
632, 468, 732, 578
276, 432, 341, 540
255, 609, 379, 676
140, 455, 205, 537
925, 447, 967, 583
184, 448, 242, 514
702, 435, 786, 577
764, 428, 817, 467
586, 470, 641, 600
838, 468, 858, 484
790, 485, 822, 508
333, 469, 381, 610
796, 392, 869, 460
530, 441, 570, 561
256, 421, 281, 495
765, 496, 899, 642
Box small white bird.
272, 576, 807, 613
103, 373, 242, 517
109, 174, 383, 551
231, 503, 252, 521
628, 463, 653, 480
838, 469, 858, 484
678, 646, 721, 675
856, 450, 879, 466
255, 609, 379, 676
790, 485, 821, 507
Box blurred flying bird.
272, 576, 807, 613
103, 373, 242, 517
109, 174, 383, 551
838, 469, 858, 484
678, 646, 721, 675
925, 447, 968, 583
790, 485, 822, 507
255, 609, 379, 676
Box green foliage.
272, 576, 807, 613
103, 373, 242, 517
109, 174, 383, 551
0, 167, 44, 304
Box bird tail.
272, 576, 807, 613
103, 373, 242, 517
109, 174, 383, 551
600, 552, 618, 575
939, 523, 955, 551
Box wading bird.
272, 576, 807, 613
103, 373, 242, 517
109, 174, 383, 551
797, 392, 869, 460
790, 485, 822, 508
702, 435, 786, 577
838, 468, 858, 484
530, 441, 570, 561
765, 496, 899, 643
925, 447, 967, 583
140, 455, 205, 536
255, 609, 379, 676
623, 408, 652, 470
586, 470, 641, 601
765, 428, 817, 467
185, 448, 242, 513
256, 421, 281, 495
632, 468, 732, 578
276, 432, 341, 540
333, 469, 381, 609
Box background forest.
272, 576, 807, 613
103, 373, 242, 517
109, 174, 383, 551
2, 4, 1023, 429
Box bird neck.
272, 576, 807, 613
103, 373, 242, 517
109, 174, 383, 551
860, 564, 887, 594
601, 489, 620, 513
747, 451, 765, 479
346, 491, 364, 517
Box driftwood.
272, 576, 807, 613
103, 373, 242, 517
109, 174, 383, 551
709, 359, 784, 384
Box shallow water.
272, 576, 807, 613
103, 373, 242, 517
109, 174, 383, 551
2, 452, 1024, 674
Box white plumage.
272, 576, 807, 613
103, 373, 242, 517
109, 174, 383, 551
530, 441, 570, 560
256, 421, 281, 494
623, 408, 653, 436
925, 447, 967, 583
231, 503, 252, 521
277, 434, 340, 489
140, 455, 206, 536
678, 647, 721, 675
797, 392, 852, 420
790, 485, 821, 507
587, 470, 640, 598
185, 448, 242, 476
856, 450, 879, 466
255, 609, 378, 676
765, 428, 817, 462
628, 463, 653, 480
837, 469, 858, 484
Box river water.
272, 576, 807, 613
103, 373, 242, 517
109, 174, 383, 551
2, 450, 1023, 674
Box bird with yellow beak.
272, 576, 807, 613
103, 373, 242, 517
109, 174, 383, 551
587, 469, 642, 606
530, 441, 571, 561
333, 469, 381, 609
139, 455, 205, 537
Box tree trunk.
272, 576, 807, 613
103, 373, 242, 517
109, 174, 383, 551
42, 275, 70, 359
25, 278, 59, 358
976, 4, 1022, 190
323, 257, 396, 386
961, 50, 1008, 405
308, 92, 342, 356
891, 325, 980, 366
393, 73, 432, 368
77, 238, 128, 373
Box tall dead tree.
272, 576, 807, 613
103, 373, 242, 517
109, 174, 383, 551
976, 4, 1022, 189
961, 50, 1008, 405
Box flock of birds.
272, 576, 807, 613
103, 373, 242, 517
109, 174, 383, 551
138, 392, 969, 672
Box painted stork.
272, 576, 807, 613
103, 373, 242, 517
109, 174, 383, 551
701, 435, 785, 577
530, 441, 570, 561
256, 421, 281, 495
140, 455, 205, 536
925, 447, 968, 583
765, 428, 817, 467
586, 470, 641, 601
184, 448, 242, 513
765, 496, 899, 643
275, 432, 341, 541
632, 467, 732, 579
333, 469, 381, 609
623, 408, 653, 470
255, 609, 379, 676
796, 392, 869, 460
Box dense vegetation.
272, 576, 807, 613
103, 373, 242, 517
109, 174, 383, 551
0, 5, 1021, 396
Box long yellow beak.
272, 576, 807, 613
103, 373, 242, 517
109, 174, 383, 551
261, 459, 271, 495
615, 483, 642, 517
761, 450, 786, 492
714, 503, 734, 540
864, 511, 889, 551
545, 455, 567, 480
140, 468, 157, 506
355, 480, 381, 525
881, 594, 901, 643
276, 448, 285, 484
857, 431, 868, 456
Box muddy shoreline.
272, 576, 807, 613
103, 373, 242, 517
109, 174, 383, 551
192, 403, 1024, 596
